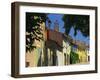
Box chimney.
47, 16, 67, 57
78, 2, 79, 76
54, 20, 59, 32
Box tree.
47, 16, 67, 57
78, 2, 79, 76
26, 13, 47, 52
62, 15, 89, 37
70, 51, 79, 64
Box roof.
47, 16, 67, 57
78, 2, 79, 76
45, 27, 89, 50
63, 33, 73, 43
47, 29, 63, 47
71, 40, 89, 50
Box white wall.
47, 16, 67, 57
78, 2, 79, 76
0, 0, 100, 80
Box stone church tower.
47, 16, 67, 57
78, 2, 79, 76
54, 20, 59, 32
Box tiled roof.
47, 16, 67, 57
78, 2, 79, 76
71, 40, 89, 50
47, 29, 63, 47
46, 27, 89, 50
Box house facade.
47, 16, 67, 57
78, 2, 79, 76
44, 21, 72, 66
26, 22, 45, 67
71, 40, 89, 64
25, 19, 89, 67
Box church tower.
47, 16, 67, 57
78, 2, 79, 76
54, 20, 59, 32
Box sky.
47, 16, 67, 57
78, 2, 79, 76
46, 14, 65, 33
46, 14, 89, 45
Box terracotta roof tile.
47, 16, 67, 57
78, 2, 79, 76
47, 29, 63, 47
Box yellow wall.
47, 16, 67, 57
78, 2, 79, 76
26, 48, 40, 67
77, 49, 88, 63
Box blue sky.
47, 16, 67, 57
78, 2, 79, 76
46, 14, 89, 45
46, 14, 65, 33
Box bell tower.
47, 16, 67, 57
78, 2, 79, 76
54, 20, 59, 32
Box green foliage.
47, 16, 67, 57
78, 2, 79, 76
26, 13, 47, 52
62, 15, 89, 37
70, 51, 79, 64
